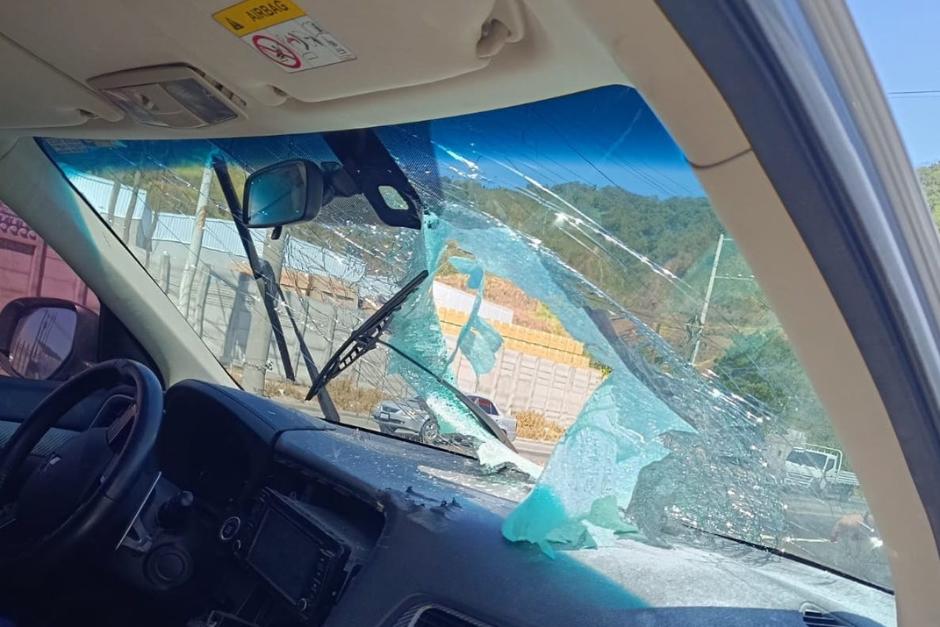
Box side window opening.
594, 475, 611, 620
478, 398, 497, 415
0, 201, 100, 380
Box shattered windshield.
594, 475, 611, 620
40, 85, 892, 590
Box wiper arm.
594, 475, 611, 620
212, 155, 341, 424
306, 270, 428, 399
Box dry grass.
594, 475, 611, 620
321, 378, 384, 414
262, 377, 383, 414
230, 366, 383, 414
515, 410, 567, 442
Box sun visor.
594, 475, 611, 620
174, 0, 528, 106
0, 0, 527, 121
0, 35, 122, 130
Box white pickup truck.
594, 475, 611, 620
784, 445, 859, 501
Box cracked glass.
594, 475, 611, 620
40, 84, 891, 590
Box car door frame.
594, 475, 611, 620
657, 0, 940, 617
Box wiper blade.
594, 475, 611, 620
679, 523, 893, 594
306, 270, 428, 400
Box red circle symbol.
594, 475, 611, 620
251, 34, 301, 69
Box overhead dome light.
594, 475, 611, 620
89, 65, 245, 129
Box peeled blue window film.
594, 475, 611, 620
395, 200, 686, 549
503, 372, 675, 554
448, 256, 483, 289
455, 315, 503, 377
445, 256, 503, 377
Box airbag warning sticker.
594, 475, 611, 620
213, 0, 355, 73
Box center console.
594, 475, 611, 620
217, 488, 376, 625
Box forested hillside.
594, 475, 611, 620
446, 178, 772, 359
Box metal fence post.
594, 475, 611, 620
195, 265, 211, 335
159, 251, 171, 294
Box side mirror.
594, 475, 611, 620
0, 298, 98, 380
242, 159, 324, 228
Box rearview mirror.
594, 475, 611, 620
0, 298, 98, 380
243, 159, 324, 228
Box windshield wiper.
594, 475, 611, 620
212, 155, 341, 424
303, 271, 515, 451
306, 270, 428, 399
679, 523, 893, 594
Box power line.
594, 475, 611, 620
887, 89, 940, 97
888, 89, 940, 94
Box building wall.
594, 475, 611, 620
432, 282, 514, 324
0, 203, 99, 313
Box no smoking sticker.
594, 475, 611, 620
213, 0, 356, 73
251, 34, 301, 69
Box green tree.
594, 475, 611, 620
713, 329, 838, 447
917, 162, 940, 225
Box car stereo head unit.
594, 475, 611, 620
226, 488, 368, 622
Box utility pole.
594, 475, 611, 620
690, 233, 725, 366
120, 169, 142, 243
242, 230, 288, 394
178, 156, 214, 319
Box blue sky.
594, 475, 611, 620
398, 85, 705, 199
850, 0, 940, 166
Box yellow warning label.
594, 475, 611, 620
213, 0, 306, 36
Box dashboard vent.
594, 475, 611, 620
396, 605, 492, 627
801, 604, 851, 626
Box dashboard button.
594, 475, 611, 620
219, 515, 241, 542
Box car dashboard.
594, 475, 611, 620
137, 379, 531, 627
108, 379, 896, 627
133, 380, 386, 626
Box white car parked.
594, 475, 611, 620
466, 395, 517, 442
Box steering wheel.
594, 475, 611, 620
0, 359, 163, 572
